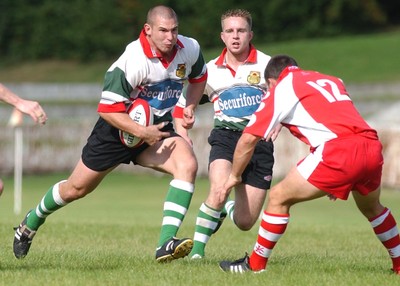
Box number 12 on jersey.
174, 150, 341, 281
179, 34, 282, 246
307, 79, 350, 103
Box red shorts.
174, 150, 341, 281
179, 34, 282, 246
297, 134, 383, 200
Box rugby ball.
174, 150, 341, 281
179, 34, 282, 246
119, 98, 153, 148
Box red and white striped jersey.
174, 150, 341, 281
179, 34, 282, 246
245, 66, 377, 147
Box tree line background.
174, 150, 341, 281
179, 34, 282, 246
0, 0, 399, 62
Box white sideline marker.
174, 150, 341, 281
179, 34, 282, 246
8, 108, 24, 215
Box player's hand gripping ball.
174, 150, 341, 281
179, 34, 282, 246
119, 98, 153, 148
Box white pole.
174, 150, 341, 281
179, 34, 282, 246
8, 108, 24, 215
14, 127, 23, 215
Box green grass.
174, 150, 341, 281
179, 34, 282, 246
255, 31, 400, 83
0, 173, 399, 285
1, 30, 400, 84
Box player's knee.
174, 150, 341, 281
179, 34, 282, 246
268, 187, 286, 206
188, 157, 198, 173
235, 220, 253, 231
358, 203, 385, 220
234, 213, 258, 231
206, 188, 227, 209
60, 183, 91, 202
178, 156, 198, 177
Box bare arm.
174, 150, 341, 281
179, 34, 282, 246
224, 132, 261, 189
0, 83, 47, 124
173, 117, 193, 146
267, 123, 283, 142
182, 80, 207, 129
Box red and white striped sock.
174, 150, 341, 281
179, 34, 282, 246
249, 211, 289, 271
369, 208, 400, 272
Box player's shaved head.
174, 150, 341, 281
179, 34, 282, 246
147, 5, 178, 25
143, 5, 179, 57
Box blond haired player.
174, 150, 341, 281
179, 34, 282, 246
175, 9, 275, 259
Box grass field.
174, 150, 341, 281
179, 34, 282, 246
1, 30, 399, 84
0, 173, 399, 285
0, 30, 400, 285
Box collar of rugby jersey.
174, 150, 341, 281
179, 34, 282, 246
277, 66, 301, 82
214, 44, 258, 67
139, 29, 184, 66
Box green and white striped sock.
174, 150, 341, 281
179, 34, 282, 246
157, 179, 194, 247
190, 203, 221, 258
26, 180, 68, 230
225, 199, 235, 222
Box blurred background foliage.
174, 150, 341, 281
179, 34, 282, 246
0, 0, 399, 62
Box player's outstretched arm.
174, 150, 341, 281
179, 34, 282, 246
0, 83, 47, 125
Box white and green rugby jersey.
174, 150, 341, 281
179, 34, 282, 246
205, 45, 270, 131
97, 30, 207, 125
